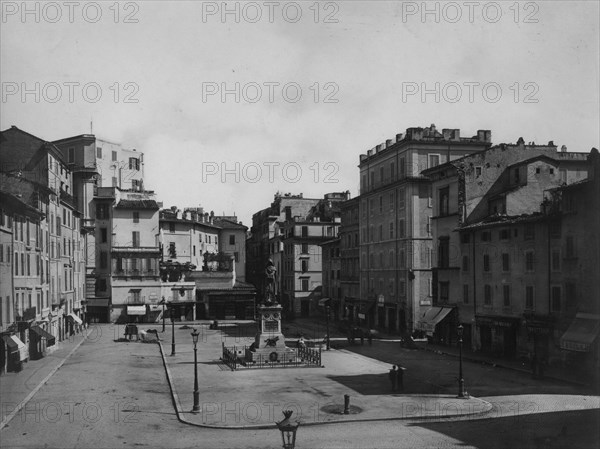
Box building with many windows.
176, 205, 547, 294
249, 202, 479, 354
422, 139, 597, 382
90, 187, 163, 323
51, 134, 146, 323
247, 193, 321, 300
0, 127, 85, 372
280, 192, 348, 318
339, 197, 361, 325
358, 124, 491, 334
158, 208, 254, 320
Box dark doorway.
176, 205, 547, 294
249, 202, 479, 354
301, 300, 310, 317
480, 325, 492, 352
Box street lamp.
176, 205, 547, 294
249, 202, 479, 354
325, 304, 331, 351
191, 328, 200, 413
170, 303, 176, 356
276, 410, 300, 449
160, 297, 166, 332
457, 324, 469, 398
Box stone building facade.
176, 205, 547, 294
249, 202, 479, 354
358, 124, 491, 334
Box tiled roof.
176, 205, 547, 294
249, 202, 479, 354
115, 200, 159, 210
213, 218, 247, 230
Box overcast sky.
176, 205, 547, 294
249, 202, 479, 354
2, 1, 599, 226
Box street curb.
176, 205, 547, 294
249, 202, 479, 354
156, 340, 493, 430
0, 330, 91, 431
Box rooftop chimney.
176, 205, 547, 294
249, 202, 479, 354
561, 145, 567, 152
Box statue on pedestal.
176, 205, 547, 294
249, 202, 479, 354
265, 259, 278, 305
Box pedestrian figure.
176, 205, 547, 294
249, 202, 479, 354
397, 366, 404, 391
367, 332, 372, 345
297, 335, 306, 349
360, 332, 364, 345
389, 365, 398, 392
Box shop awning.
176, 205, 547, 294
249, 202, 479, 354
30, 325, 56, 347
67, 313, 83, 325
416, 307, 454, 336
318, 298, 331, 306
2, 335, 28, 361
127, 306, 147, 316
560, 313, 600, 352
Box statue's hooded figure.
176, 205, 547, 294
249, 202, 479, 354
265, 259, 277, 302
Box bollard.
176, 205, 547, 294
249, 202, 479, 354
343, 394, 350, 414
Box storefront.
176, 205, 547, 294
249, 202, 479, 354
476, 315, 520, 358
522, 313, 554, 363
126, 305, 147, 323
29, 325, 56, 360
67, 313, 83, 334
416, 306, 455, 344
2, 334, 28, 372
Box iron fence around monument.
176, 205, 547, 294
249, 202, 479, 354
221, 342, 322, 370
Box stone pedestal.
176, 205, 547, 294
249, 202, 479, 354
246, 304, 296, 363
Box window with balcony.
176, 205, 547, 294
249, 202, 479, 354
462, 255, 469, 271
463, 284, 469, 303
133, 212, 139, 223
129, 157, 140, 171
168, 242, 176, 258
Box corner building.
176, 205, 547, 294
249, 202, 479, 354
358, 125, 491, 334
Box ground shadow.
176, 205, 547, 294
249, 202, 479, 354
328, 373, 447, 395
408, 408, 600, 449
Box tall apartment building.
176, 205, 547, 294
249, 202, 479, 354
0, 127, 85, 372
280, 192, 348, 318
358, 124, 491, 334
52, 134, 145, 323
422, 140, 596, 377
90, 187, 163, 323
247, 193, 321, 298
